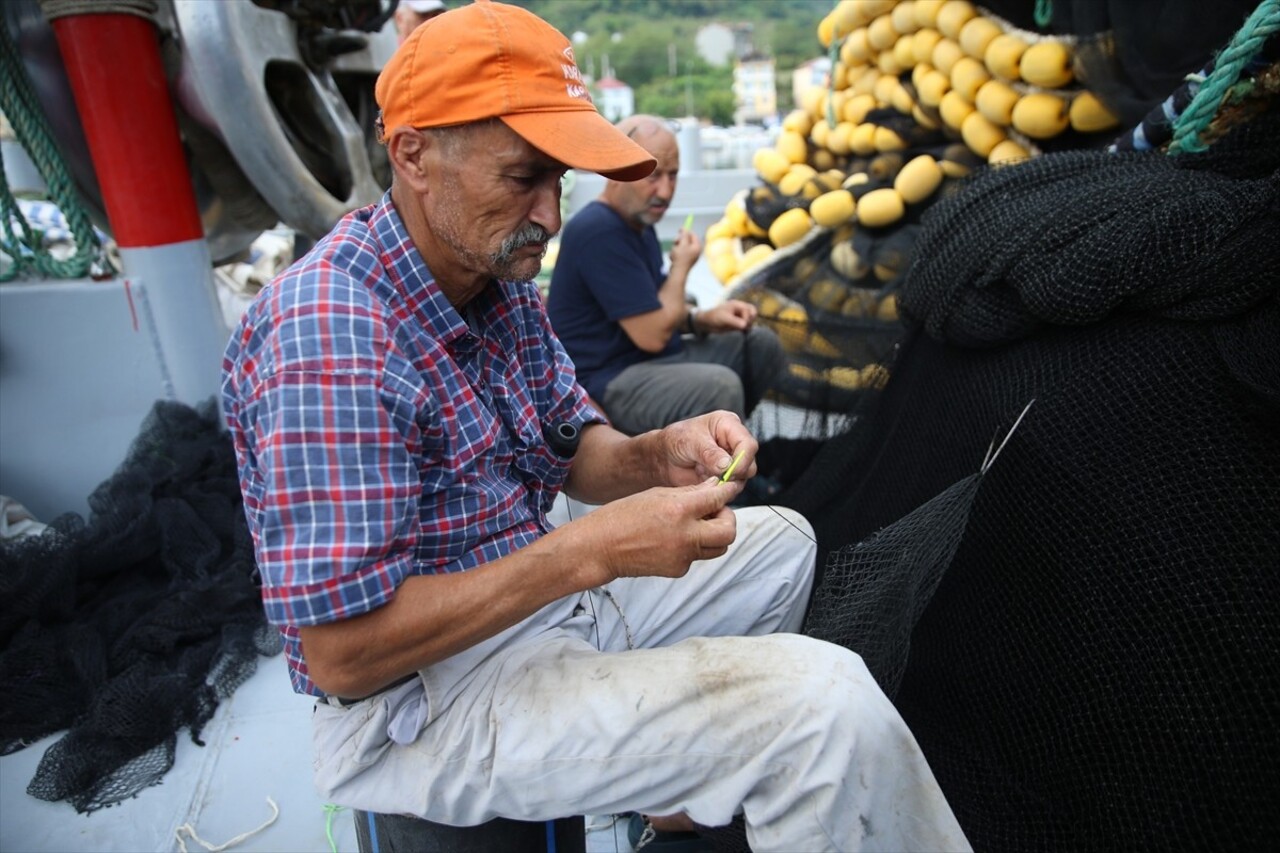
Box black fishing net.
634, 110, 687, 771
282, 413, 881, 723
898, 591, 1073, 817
0, 400, 278, 813
782, 63, 1280, 850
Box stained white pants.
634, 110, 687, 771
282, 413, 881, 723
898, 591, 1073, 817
311, 506, 970, 852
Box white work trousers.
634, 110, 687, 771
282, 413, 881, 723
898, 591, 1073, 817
311, 506, 970, 852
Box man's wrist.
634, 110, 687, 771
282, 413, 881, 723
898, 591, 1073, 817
685, 306, 699, 335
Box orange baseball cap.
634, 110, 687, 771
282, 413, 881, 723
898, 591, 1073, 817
376, 0, 656, 182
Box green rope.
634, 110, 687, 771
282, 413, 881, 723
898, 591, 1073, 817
826, 33, 841, 129
323, 803, 344, 853
0, 19, 107, 281
1034, 0, 1053, 29
1169, 0, 1280, 155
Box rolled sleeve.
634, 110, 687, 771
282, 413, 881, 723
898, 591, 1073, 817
251, 367, 421, 627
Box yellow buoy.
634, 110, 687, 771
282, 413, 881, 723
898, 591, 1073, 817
873, 125, 907, 152
931, 37, 965, 76
753, 147, 791, 185
778, 164, 818, 197
809, 189, 857, 228
975, 79, 1020, 126
891, 1, 920, 35
984, 33, 1028, 81
961, 110, 1005, 157
913, 0, 947, 28
988, 138, 1030, 165
913, 28, 944, 65
958, 15, 1001, 61
917, 68, 952, 107
776, 129, 809, 164
894, 154, 944, 204
950, 55, 991, 102
867, 14, 899, 52
768, 207, 814, 248
856, 188, 906, 228
1069, 90, 1121, 133
1021, 40, 1074, 88
1011, 92, 1070, 139
939, 89, 976, 130
737, 242, 775, 274
935, 0, 977, 40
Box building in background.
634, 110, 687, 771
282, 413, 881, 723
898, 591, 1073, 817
792, 56, 831, 108
733, 56, 777, 126
594, 76, 634, 122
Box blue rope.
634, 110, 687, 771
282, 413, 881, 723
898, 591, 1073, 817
545, 818, 557, 852
1169, 0, 1280, 154
365, 810, 381, 853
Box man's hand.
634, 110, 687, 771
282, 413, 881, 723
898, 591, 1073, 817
656, 410, 758, 486
573, 478, 741, 581
669, 227, 703, 273
697, 299, 758, 333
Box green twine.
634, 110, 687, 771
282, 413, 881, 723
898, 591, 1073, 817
826, 33, 841, 129
1034, 0, 1053, 29
323, 803, 345, 853
1169, 0, 1280, 155
0, 19, 108, 282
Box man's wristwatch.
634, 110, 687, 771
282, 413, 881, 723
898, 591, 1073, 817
685, 307, 699, 335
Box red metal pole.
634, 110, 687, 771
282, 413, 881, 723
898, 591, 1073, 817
49, 12, 203, 248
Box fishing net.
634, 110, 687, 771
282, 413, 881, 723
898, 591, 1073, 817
0, 400, 277, 813
802, 403, 1030, 700
781, 52, 1280, 851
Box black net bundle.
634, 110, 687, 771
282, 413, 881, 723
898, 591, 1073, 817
783, 63, 1280, 850
0, 400, 278, 813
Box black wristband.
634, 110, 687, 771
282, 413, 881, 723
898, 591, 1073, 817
685, 307, 698, 335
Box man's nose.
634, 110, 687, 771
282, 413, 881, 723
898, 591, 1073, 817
530, 178, 562, 236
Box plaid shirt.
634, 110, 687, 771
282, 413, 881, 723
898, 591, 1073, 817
222, 192, 601, 696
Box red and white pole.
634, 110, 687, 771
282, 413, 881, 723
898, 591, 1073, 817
48, 6, 227, 406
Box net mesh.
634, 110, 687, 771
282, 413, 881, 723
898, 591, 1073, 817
0, 400, 278, 813
779, 68, 1280, 850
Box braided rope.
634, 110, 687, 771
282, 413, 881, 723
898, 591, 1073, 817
1169, 0, 1280, 154
1034, 0, 1053, 30
0, 21, 107, 281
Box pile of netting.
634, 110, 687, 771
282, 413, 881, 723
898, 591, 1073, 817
0, 400, 278, 813
787, 43, 1280, 852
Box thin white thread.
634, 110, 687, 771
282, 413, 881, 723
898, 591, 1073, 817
601, 588, 636, 650
982, 399, 1036, 474
175, 796, 280, 852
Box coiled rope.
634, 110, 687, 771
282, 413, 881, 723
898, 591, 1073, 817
0, 20, 107, 281
1169, 0, 1280, 155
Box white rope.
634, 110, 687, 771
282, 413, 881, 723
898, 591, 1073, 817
175, 796, 280, 853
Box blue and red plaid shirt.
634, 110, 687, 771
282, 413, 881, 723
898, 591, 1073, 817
222, 192, 601, 696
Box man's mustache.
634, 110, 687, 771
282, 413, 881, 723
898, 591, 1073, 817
499, 223, 553, 256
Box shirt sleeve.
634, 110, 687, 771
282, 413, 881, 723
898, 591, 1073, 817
238, 272, 425, 630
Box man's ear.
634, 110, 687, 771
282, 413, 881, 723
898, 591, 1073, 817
387, 127, 432, 194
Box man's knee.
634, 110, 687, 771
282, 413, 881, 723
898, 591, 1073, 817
703, 368, 745, 416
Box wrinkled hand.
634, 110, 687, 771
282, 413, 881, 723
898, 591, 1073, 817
580, 479, 740, 581
657, 410, 758, 486
699, 299, 758, 333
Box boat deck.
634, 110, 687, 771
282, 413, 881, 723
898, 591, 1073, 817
0, 651, 633, 852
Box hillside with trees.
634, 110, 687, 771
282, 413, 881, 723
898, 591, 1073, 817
518, 0, 830, 124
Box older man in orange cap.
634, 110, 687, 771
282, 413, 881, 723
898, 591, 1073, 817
221, 3, 969, 851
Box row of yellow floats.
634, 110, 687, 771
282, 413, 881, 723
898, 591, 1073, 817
705, 0, 1122, 289
701, 0, 1126, 400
